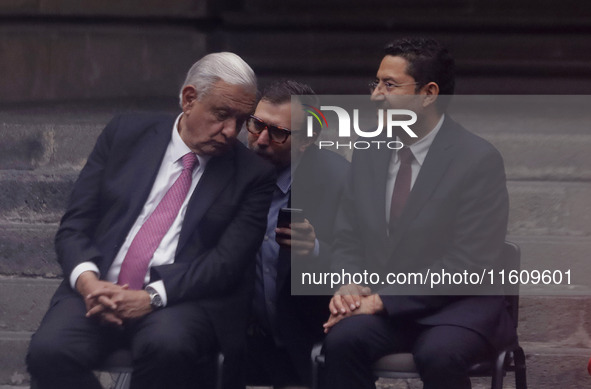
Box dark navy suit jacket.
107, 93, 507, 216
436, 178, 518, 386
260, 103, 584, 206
332, 116, 516, 350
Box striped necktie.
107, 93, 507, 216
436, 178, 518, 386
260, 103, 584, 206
118, 152, 198, 289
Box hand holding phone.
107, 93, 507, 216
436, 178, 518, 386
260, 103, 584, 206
276, 208, 316, 255
276, 208, 305, 229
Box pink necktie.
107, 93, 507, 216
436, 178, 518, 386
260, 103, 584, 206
118, 152, 198, 290
389, 147, 414, 226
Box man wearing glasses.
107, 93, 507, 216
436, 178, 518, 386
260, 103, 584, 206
245, 80, 349, 387
321, 38, 516, 389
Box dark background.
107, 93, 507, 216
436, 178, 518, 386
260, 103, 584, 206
2, 0, 591, 107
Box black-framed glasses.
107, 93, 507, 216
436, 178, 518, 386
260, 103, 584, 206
246, 115, 292, 144
369, 80, 418, 93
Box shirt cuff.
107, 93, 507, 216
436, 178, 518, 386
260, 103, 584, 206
70, 262, 100, 290
146, 280, 168, 307
312, 238, 320, 257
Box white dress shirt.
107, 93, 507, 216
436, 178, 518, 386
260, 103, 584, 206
70, 114, 209, 306
385, 114, 445, 224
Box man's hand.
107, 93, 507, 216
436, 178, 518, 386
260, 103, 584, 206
75, 271, 125, 325
329, 283, 372, 315
275, 218, 316, 256
86, 287, 152, 321
75, 271, 152, 325
323, 293, 384, 333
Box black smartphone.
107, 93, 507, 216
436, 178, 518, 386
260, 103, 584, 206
277, 208, 305, 228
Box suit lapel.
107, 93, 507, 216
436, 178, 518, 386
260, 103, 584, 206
175, 145, 235, 256
387, 119, 457, 253
100, 116, 173, 275
126, 120, 174, 219
368, 144, 392, 238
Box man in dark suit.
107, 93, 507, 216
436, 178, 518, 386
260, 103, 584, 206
244, 80, 349, 387
321, 38, 516, 389
26, 52, 276, 389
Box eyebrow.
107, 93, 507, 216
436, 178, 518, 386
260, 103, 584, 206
376, 76, 398, 83
214, 105, 250, 117
254, 116, 290, 129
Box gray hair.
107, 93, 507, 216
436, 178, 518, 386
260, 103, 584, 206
179, 52, 257, 107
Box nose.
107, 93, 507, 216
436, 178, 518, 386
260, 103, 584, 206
221, 118, 239, 139
256, 128, 271, 147
370, 83, 385, 101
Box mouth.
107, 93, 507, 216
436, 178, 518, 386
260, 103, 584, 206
208, 141, 230, 153
253, 149, 274, 160
375, 101, 391, 110
213, 139, 230, 147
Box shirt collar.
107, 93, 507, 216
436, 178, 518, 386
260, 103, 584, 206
402, 114, 445, 166
172, 113, 210, 169
274, 152, 305, 195
276, 165, 292, 194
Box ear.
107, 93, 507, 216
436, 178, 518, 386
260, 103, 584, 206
181, 85, 198, 113
420, 82, 440, 108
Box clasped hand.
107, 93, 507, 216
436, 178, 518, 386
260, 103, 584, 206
76, 271, 152, 326
323, 283, 385, 333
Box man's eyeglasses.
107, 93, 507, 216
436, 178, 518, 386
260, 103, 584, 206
246, 115, 292, 144
369, 80, 418, 93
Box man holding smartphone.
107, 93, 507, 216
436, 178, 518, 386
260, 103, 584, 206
245, 80, 349, 387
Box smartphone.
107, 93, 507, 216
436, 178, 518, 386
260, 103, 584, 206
277, 208, 305, 228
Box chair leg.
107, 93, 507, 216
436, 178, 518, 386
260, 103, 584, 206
113, 371, 132, 389
513, 347, 527, 389
215, 352, 224, 389
311, 342, 324, 389
491, 350, 506, 389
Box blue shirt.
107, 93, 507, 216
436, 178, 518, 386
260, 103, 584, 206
253, 166, 292, 335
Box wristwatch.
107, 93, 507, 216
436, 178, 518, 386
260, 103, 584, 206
145, 286, 163, 310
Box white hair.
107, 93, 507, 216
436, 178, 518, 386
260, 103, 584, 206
179, 52, 257, 106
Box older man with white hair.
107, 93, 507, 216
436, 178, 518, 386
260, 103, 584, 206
27, 52, 275, 389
